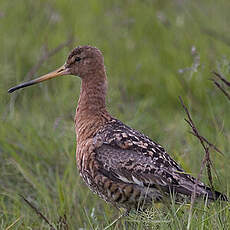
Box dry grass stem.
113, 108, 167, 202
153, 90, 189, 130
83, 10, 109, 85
20, 194, 55, 230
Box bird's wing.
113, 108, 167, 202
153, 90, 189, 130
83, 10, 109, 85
94, 119, 208, 197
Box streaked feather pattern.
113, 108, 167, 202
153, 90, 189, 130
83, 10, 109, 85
82, 118, 227, 208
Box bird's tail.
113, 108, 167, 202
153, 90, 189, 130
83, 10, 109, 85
206, 187, 228, 201
177, 177, 228, 202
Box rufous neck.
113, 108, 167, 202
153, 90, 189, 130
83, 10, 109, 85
75, 72, 112, 142
77, 74, 107, 114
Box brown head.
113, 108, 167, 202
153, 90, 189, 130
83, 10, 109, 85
8, 46, 105, 93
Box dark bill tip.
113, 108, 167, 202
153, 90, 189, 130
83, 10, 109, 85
8, 80, 37, 93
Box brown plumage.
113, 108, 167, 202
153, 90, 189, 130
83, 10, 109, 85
8, 45, 227, 211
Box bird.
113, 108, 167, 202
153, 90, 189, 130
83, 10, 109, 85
8, 45, 227, 211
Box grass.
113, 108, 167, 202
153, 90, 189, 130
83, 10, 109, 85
1, 0, 230, 229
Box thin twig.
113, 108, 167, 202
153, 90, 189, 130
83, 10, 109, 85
179, 97, 224, 189
211, 78, 230, 101
179, 97, 217, 230
20, 194, 55, 230
211, 71, 230, 101
213, 72, 230, 87
179, 97, 213, 186
189, 131, 223, 155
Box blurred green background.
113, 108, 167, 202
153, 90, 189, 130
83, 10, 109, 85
1, 0, 230, 229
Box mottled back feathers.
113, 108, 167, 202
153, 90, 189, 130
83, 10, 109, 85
92, 119, 227, 204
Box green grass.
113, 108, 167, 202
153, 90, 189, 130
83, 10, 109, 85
1, 0, 230, 229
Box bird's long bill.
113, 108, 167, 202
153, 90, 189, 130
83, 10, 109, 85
8, 64, 70, 93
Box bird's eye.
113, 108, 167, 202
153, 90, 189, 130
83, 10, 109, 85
75, 57, 81, 62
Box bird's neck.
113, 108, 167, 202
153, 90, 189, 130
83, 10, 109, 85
78, 75, 107, 113
75, 71, 112, 142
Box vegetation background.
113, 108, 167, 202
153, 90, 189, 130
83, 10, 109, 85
1, 0, 230, 229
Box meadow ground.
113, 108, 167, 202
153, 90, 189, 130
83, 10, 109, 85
1, 0, 230, 229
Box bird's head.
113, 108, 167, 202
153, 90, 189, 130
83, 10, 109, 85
8, 46, 104, 93
66, 46, 104, 77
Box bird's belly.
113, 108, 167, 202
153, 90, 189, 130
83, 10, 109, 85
80, 170, 112, 203
79, 168, 161, 209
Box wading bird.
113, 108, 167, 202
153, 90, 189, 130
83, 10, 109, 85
8, 46, 227, 211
